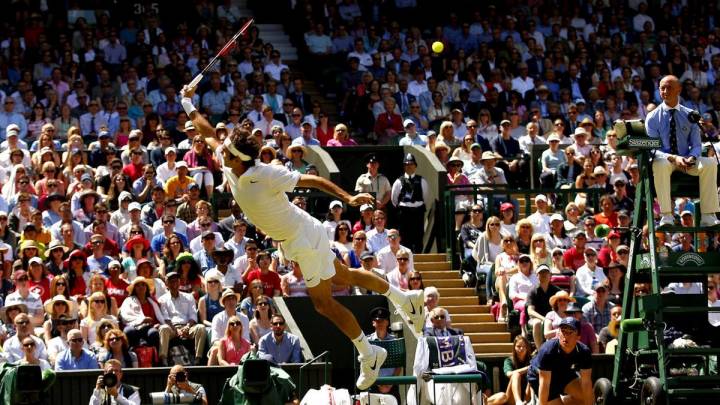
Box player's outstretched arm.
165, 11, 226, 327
180, 84, 221, 151
297, 174, 375, 207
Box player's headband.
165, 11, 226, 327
224, 138, 252, 161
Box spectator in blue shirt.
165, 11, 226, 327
55, 329, 99, 370
257, 314, 302, 364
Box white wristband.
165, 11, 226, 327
181, 97, 197, 116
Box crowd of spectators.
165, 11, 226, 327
3, 1, 720, 401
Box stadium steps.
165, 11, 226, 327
415, 253, 512, 357
255, 23, 298, 61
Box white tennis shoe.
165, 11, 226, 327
400, 289, 426, 335
356, 345, 387, 390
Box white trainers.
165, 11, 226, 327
657, 214, 675, 229
400, 289, 426, 335
700, 213, 720, 227
356, 345, 387, 390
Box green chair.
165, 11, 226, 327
353, 338, 407, 386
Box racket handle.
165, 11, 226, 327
188, 73, 204, 89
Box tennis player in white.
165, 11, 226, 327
180, 85, 424, 390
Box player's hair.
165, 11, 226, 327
227, 127, 259, 168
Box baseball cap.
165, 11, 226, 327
6, 124, 20, 136
680, 210, 693, 217
128, 202, 142, 212
470, 143, 482, 150
550, 213, 564, 222
329, 200, 343, 210
184, 121, 196, 131
403, 119, 415, 128
593, 166, 607, 176
608, 231, 621, 239
98, 130, 111, 139
360, 251, 375, 261
573, 127, 588, 137
500, 202, 514, 211
500, 119, 511, 126
81, 173, 93, 183
164, 146, 177, 156
535, 194, 548, 203
28, 257, 43, 266
360, 204, 373, 212
547, 134, 560, 142
175, 161, 188, 169
559, 317, 581, 331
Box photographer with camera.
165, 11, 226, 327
162, 365, 207, 405
647, 75, 720, 228
89, 359, 140, 405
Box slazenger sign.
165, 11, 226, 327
676, 252, 705, 266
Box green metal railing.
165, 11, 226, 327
443, 184, 605, 268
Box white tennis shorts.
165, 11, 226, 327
279, 216, 336, 288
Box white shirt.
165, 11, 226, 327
527, 211, 551, 235
575, 265, 607, 297
156, 161, 177, 184
375, 245, 414, 274
3, 335, 47, 363
366, 228, 389, 253
223, 163, 306, 241
211, 310, 250, 343
518, 134, 547, 153
159, 291, 198, 325
263, 62, 289, 81
508, 272, 539, 301
89, 385, 141, 405
188, 232, 224, 254
511, 76, 535, 97
151, 218, 188, 237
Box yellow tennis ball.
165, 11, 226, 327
432, 41, 444, 54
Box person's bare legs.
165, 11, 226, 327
329, 258, 425, 335
509, 372, 524, 404
307, 277, 387, 390
330, 258, 390, 294
306, 278, 363, 339
560, 378, 588, 405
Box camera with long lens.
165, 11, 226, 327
102, 372, 118, 388
149, 392, 196, 404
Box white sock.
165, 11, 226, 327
382, 284, 407, 307
353, 333, 373, 358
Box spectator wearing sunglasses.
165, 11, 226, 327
256, 314, 302, 364
55, 328, 99, 370
4, 313, 47, 363
423, 307, 462, 337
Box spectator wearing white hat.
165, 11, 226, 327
398, 119, 428, 146
571, 127, 592, 158
156, 146, 178, 184
574, 247, 606, 300
322, 200, 352, 241
527, 194, 551, 235
539, 133, 566, 188
118, 202, 153, 245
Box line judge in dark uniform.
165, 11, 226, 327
391, 153, 430, 253
646, 75, 720, 228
